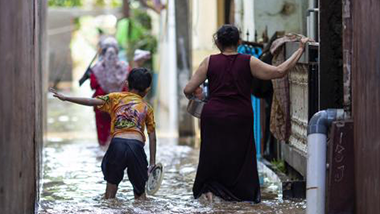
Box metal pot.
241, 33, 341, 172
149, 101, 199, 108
187, 98, 205, 118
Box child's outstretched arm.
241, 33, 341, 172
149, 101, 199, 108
148, 131, 157, 169
49, 88, 105, 106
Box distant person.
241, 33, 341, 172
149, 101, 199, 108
133, 49, 151, 68
50, 68, 157, 200
139, 0, 166, 14
184, 24, 310, 202
116, 0, 164, 63
90, 37, 130, 146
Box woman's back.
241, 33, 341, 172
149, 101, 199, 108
203, 53, 253, 118
186, 24, 308, 203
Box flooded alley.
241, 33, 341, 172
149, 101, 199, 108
4, 0, 380, 213
39, 90, 305, 213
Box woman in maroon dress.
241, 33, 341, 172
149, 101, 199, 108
184, 25, 309, 202
90, 37, 129, 146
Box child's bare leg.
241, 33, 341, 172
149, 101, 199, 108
205, 192, 213, 202
134, 192, 147, 200
105, 182, 118, 199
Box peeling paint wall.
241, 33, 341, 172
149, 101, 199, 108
254, 0, 308, 39
342, 0, 352, 116
0, 0, 47, 213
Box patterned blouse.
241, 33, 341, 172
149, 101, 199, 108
96, 92, 155, 142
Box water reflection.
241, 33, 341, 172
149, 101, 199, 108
39, 94, 305, 213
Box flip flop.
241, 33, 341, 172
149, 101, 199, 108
146, 163, 164, 195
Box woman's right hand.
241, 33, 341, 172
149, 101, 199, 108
185, 87, 203, 100
194, 87, 203, 100
299, 37, 312, 50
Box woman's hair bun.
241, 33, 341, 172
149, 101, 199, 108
214, 24, 240, 50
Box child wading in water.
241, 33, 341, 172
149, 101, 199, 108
50, 68, 157, 200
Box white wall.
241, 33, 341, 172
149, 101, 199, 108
152, 0, 220, 138
234, 0, 307, 41
254, 0, 308, 39
234, 0, 255, 41
191, 0, 218, 52
154, 0, 178, 137
242, 0, 255, 41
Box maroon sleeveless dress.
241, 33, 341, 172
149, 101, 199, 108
193, 53, 261, 202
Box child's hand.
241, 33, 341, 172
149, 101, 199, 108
148, 164, 155, 175
49, 88, 67, 101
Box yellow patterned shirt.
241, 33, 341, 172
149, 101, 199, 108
96, 92, 155, 142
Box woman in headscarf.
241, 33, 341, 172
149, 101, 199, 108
90, 37, 129, 146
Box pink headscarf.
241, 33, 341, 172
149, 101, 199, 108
92, 38, 128, 93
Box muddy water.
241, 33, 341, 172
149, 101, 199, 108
39, 92, 305, 214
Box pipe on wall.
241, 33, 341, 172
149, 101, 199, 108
307, 0, 318, 41
306, 109, 344, 214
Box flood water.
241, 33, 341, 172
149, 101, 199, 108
39, 90, 305, 214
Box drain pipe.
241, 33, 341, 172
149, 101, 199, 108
306, 109, 345, 214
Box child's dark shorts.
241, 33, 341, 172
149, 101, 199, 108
101, 138, 148, 196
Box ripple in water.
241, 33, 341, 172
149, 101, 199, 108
41, 95, 305, 213
39, 138, 305, 214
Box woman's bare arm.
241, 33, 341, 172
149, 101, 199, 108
183, 57, 209, 98
49, 88, 105, 106
250, 37, 310, 80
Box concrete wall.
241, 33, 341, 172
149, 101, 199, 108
191, 0, 219, 63
176, 0, 195, 142
191, 0, 218, 51
48, 9, 75, 84
154, 0, 178, 137
254, 0, 308, 40
0, 0, 47, 213
190, 0, 219, 142
232, 0, 308, 40
234, 0, 255, 41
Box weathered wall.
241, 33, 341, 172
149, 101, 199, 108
175, 0, 195, 142
155, 0, 179, 136
48, 9, 74, 84
254, 0, 308, 40
326, 120, 355, 213
319, 0, 343, 110
0, 0, 46, 213
352, 0, 380, 213
342, 0, 352, 116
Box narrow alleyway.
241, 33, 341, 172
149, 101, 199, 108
38, 89, 305, 214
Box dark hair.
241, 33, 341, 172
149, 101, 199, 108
128, 67, 152, 92
214, 24, 240, 51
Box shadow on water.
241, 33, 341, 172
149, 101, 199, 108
39, 92, 305, 214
